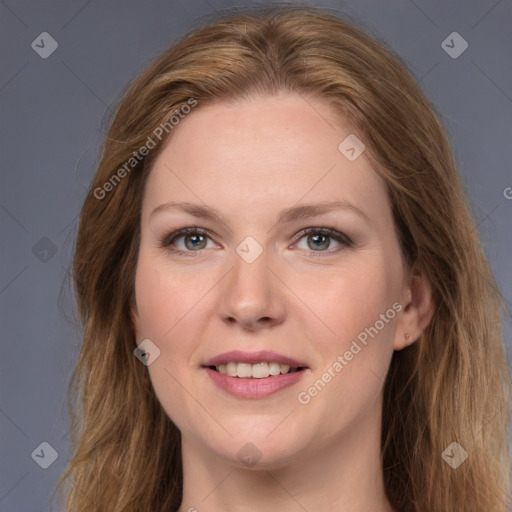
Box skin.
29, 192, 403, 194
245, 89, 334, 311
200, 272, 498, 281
131, 91, 434, 512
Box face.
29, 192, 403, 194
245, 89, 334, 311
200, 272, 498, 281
132, 91, 411, 468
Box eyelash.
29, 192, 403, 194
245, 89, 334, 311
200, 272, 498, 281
159, 225, 353, 258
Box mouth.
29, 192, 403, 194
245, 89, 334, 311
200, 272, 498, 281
202, 350, 310, 398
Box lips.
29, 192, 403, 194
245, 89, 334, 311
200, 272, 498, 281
203, 350, 310, 398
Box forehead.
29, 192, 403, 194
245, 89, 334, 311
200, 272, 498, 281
142, 92, 390, 229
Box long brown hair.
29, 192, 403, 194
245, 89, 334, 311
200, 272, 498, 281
52, 5, 511, 511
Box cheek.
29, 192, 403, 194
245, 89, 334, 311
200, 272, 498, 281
133, 253, 197, 340
133, 250, 216, 371
294, 252, 400, 401
294, 254, 399, 346
133, 255, 201, 429
133, 266, 168, 339
295, 272, 398, 432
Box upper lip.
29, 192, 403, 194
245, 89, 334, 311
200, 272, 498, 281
203, 350, 308, 368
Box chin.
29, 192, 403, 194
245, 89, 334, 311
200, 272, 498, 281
196, 422, 311, 470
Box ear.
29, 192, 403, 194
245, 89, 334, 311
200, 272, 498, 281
394, 265, 435, 351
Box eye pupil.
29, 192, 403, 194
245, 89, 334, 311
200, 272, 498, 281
308, 233, 329, 251
185, 234, 206, 250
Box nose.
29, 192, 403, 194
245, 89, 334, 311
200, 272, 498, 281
219, 248, 286, 332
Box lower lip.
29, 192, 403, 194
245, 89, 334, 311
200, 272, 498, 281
205, 367, 308, 398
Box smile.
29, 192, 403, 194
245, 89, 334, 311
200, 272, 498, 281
212, 362, 303, 378
202, 350, 310, 398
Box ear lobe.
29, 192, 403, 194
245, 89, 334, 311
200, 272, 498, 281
394, 266, 435, 351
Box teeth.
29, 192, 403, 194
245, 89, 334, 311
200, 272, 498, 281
269, 362, 281, 375
252, 362, 269, 379
214, 362, 299, 378
226, 362, 238, 377
237, 363, 252, 378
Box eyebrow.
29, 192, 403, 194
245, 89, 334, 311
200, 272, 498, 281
150, 200, 370, 229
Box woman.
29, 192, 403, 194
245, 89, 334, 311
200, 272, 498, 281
52, 5, 511, 511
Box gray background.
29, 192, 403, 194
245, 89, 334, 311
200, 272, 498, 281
0, 0, 511, 510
